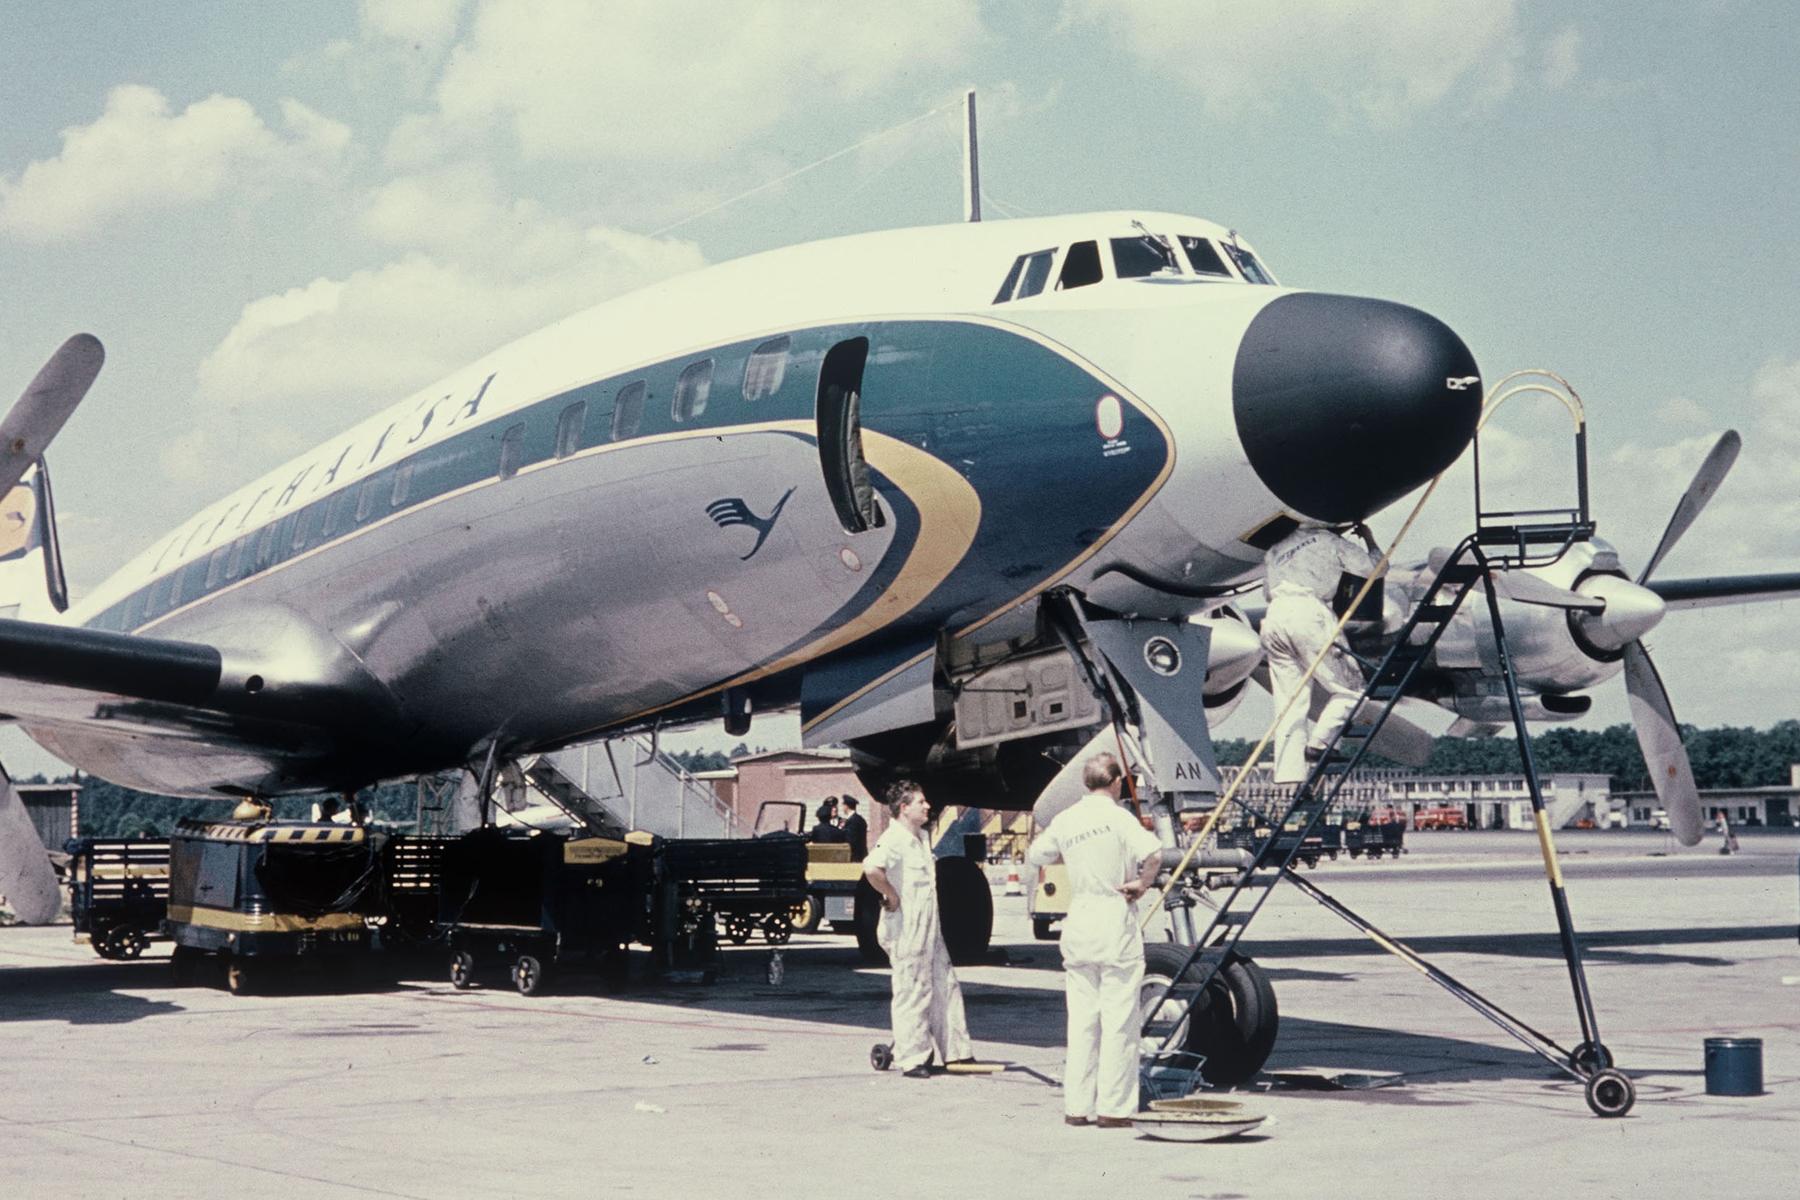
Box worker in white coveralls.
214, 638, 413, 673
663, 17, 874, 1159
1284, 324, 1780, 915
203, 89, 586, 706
1260, 522, 1381, 785
862, 781, 974, 1078
1025, 752, 1164, 1127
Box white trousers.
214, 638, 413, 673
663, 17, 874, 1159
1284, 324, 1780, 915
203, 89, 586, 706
1263, 594, 1365, 785
889, 937, 972, 1070
1064, 958, 1145, 1120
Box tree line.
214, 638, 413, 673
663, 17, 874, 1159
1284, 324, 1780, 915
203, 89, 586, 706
51, 720, 1800, 838
1215, 720, 1800, 791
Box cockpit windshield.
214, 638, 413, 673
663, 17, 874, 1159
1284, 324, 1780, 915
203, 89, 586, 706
1111, 234, 1181, 279
1221, 237, 1276, 285
1178, 236, 1231, 277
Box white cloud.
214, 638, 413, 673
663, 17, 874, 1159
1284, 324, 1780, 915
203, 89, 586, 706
1542, 26, 1581, 90
361, 0, 468, 51
160, 172, 704, 487
413, 0, 982, 162
1061, 0, 1521, 125
0, 86, 351, 242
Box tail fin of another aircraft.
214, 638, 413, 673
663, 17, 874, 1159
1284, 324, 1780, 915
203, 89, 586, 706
0, 458, 70, 622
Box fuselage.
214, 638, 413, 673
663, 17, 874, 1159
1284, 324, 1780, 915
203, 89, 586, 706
29, 211, 1479, 796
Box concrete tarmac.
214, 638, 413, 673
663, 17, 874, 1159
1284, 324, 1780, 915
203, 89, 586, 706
3, 829, 1795, 1199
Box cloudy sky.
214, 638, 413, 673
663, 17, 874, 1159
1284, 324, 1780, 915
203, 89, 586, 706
2, 0, 1798, 769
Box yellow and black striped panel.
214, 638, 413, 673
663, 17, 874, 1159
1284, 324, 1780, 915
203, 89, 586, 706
165, 903, 365, 933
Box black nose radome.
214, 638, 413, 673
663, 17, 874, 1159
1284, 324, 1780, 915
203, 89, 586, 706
1232, 293, 1481, 523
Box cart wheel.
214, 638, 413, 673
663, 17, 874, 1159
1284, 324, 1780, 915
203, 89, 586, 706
511, 954, 548, 996
763, 913, 792, 946
117, 929, 148, 959
225, 957, 255, 996
170, 945, 201, 986
725, 915, 753, 945
1569, 1041, 1613, 1073
871, 1043, 894, 1071
792, 895, 822, 935
449, 950, 476, 989
1586, 1069, 1635, 1118
92, 927, 120, 959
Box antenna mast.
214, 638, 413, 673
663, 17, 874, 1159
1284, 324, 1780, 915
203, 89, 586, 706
962, 89, 981, 223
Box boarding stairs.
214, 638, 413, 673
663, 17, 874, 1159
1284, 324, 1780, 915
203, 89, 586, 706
1141, 375, 1636, 1116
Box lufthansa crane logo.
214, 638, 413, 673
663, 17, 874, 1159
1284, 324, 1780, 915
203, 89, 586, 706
706, 488, 796, 560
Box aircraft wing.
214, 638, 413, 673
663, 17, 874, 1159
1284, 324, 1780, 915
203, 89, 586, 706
0, 616, 347, 790
1646, 572, 1800, 611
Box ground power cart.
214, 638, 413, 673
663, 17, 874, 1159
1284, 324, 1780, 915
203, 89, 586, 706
163, 817, 382, 994
440, 827, 662, 995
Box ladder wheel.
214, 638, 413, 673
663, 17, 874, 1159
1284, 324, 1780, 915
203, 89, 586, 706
1585, 1069, 1634, 1118
871, 1043, 893, 1071
1570, 1041, 1613, 1073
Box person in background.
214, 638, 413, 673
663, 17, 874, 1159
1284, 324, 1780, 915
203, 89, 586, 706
863, 781, 973, 1077
840, 797, 869, 861
812, 796, 844, 842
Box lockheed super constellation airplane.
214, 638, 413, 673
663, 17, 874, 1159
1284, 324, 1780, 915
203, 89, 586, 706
2, 210, 1792, 1078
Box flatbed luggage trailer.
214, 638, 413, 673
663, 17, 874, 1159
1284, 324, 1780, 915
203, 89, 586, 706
163, 818, 383, 994
440, 827, 662, 995
663, 836, 809, 961
65, 837, 170, 959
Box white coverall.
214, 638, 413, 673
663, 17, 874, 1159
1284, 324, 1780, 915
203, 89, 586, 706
1261, 525, 1377, 785
864, 823, 972, 1071
1025, 794, 1165, 1120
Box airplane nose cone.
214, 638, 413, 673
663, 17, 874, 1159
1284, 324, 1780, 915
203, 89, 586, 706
1571, 574, 1667, 654
1233, 293, 1481, 523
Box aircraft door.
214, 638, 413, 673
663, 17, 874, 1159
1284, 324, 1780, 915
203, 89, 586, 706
815, 337, 884, 534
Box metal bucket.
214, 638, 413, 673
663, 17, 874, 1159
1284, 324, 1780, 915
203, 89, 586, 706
1704, 1037, 1763, 1096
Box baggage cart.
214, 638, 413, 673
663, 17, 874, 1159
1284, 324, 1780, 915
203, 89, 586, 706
65, 837, 170, 959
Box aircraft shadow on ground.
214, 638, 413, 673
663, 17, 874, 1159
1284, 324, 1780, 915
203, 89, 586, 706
0, 961, 185, 1025
1243, 923, 1793, 969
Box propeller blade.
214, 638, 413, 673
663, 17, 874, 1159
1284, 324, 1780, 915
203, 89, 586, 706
0, 334, 104, 497
1621, 640, 1703, 846
1492, 571, 1606, 612
1637, 430, 1740, 585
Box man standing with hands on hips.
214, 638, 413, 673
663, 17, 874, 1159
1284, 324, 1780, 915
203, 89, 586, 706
1026, 752, 1163, 1126
863, 781, 974, 1078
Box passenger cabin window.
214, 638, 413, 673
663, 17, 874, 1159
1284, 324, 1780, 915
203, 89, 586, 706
1222, 240, 1276, 285
995, 248, 1055, 303
290, 506, 314, 552
555, 401, 587, 458
204, 546, 229, 590
1057, 240, 1103, 290
742, 337, 790, 401
390, 462, 413, 508
1179, 236, 1231, 277
611, 381, 646, 441
672, 359, 713, 422
1111, 234, 1179, 279
253, 521, 279, 570
323, 488, 353, 537
354, 476, 379, 523
498, 422, 526, 480
815, 337, 884, 534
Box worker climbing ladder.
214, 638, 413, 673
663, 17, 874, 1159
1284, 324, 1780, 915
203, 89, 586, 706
1140, 372, 1638, 1118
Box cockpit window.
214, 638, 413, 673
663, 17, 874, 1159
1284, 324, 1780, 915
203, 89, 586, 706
1111, 235, 1179, 279
1058, 240, 1103, 290
995, 249, 1056, 302
1179, 236, 1231, 277
1222, 239, 1276, 285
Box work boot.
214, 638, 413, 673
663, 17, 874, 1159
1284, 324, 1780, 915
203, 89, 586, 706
902, 1064, 933, 1078
1096, 1116, 1135, 1128
1064, 1115, 1092, 1126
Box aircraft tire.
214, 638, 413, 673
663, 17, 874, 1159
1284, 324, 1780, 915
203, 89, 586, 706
1140, 942, 1279, 1089
853, 878, 888, 966
936, 857, 993, 966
